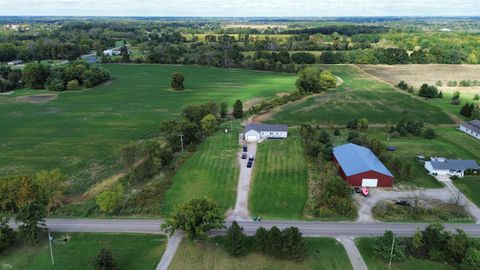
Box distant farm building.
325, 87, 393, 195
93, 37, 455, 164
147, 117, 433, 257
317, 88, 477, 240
424, 158, 480, 178
460, 120, 480, 140
244, 123, 288, 142
333, 143, 394, 188
103, 49, 122, 56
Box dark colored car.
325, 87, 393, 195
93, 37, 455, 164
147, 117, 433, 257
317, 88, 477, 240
247, 161, 253, 168
248, 155, 255, 161
241, 153, 247, 159
394, 200, 410, 206
243, 145, 247, 152
354, 187, 361, 193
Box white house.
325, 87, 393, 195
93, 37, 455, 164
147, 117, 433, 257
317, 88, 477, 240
424, 159, 480, 178
103, 49, 122, 56
244, 123, 288, 142
460, 120, 480, 140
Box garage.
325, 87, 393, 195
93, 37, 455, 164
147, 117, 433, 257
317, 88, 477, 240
332, 143, 394, 188
246, 135, 258, 142
361, 179, 378, 187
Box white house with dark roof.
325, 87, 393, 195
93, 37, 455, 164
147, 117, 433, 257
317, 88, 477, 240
424, 159, 480, 178
460, 120, 480, 140
244, 123, 288, 142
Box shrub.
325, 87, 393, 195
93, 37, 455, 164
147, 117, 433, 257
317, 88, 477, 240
398, 81, 408, 90
96, 184, 125, 214
423, 128, 436, 140
66, 79, 79, 90
171, 72, 185, 90
373, 231, 406, 262
93, 248, 115, 270
474, 94, 480, 101
0, 216, 16, 253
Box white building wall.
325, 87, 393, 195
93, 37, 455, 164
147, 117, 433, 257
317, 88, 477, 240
460, 125, 480, 140
424, 161, 465, 178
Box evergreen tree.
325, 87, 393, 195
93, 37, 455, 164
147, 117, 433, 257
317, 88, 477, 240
438, 91, 443, 98
93, 248, 115, 270
423, 128, 436, 140
233, 100, 243, 119
255, 227, 268, 252
220, 101, 228, 118
266, 226, 283, 258
225, 221, 247, 257
171, 72, 185, 90
318, 130, 330, 144
281, 227, 306, 261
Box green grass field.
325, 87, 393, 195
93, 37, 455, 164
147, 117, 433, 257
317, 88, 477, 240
170, 237, 353, 270
249, 132, 308, 219
356, 238, 455, 270
455, 176, 480, 208
266, 65, 453, 126
366, 127, 480, 188
0, 233, 166, 270
161, 130, 239, 216
0, 64, 295, 193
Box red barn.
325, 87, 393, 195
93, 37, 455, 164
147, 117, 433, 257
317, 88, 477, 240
332, 143, 394, 188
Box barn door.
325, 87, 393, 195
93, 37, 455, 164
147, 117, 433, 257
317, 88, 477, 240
361, 179, 378, 187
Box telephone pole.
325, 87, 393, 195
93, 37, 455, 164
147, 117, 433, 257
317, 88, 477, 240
179, 133, 184, 152
48, 231, 55, 266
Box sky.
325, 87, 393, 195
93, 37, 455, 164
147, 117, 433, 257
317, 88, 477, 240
2, 0, 480, 17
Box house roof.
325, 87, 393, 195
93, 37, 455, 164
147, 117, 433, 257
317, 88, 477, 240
461, 120, 480, 134
430, 159, 480, 171
333, 143, 393, 177
245, 123, 288, 133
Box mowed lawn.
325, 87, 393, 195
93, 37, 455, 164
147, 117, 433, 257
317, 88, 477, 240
266, 65, 452, 126
356, 238, 455, 270
170, 237, 353, 270
0, 233, 166, 270
0, 64, 295, 193
366, 127, 480, 188
250, 132, 308, 219
455, 176, 480, 208
161, 131, 239, 216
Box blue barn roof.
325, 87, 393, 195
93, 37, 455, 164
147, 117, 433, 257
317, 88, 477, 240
333, 143, 393, 177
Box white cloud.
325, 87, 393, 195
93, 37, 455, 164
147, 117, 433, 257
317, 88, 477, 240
2, 0, 479, 16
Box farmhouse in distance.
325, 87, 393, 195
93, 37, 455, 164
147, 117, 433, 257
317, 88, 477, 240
332, 143, 394, 188
424, 158, 480, 178
460, 120, 480, 140
244, 123, 288, 142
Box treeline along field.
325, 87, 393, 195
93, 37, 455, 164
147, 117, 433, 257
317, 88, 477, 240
0, 64, 295, 193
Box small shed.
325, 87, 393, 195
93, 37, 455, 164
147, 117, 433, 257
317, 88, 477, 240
332, 143, 394, 188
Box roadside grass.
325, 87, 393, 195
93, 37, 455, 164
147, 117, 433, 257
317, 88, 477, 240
0, 233, 166, 270
366, 127, 480, 189
161, 130, 239, 217
265, 65, 452, 126
0, 64, 295, 194
356, 238, 455, 270
169, 236, 353, 270
455, 176, 480, 208
249, 132, 308, 219
372, 201, 474, 223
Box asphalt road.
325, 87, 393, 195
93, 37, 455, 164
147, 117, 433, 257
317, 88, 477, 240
11, 219, 480, 237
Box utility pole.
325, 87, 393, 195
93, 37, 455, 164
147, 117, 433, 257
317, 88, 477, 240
179, 133, 184, 152
388, 233, 396, 269
48, 231, 55, 266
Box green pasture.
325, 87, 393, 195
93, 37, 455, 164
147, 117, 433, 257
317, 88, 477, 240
0, 64, 295, 193
170, 237, 353, 270
161, 130, 239, 217
266, 65, 453, 126
455, 176, 480, 208
0, 233, 166, 270
249, 132, 308, 219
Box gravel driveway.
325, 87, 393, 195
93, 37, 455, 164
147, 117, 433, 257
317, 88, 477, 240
227, 141, 258, 221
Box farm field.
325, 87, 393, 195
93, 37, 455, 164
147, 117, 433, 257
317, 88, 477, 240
455, 176, 480, 208
265, 65, 453, 126
0, 233, 166, 270
249, 132, 308, 219
0, 64, 295, 193
366, 127, 480, 188
356, 238, 455, 270
161, 130, 239, 217
170, 237, 353, 270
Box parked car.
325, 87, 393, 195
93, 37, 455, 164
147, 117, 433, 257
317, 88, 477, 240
354, 187, 361, 193
394, 200, 410, 206
241, 153, 247, 159
247, 161, 253, 168
248, 155, 255, 161
243, 145, 247, 152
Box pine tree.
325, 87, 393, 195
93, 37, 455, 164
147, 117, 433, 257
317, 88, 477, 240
438, 91, 443, 98
93, 248, 115, 270
220, 101, 228, 119
266, 226, 283, 258
233, 100, 243, 119
281, 227, 306, 261
225, 221, 247, 257
255, 227, 268, 252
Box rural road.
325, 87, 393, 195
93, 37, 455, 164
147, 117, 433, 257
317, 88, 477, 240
337, 236, 368, 270
227, 141, 258, 221
12, 219, 480, 237
156, 232, 183, 270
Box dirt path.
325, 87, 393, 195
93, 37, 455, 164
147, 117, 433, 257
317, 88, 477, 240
156, 232, 183, 270
354, 64, 464, 125
337, 236, 368, 270
227, 140, 257, 221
